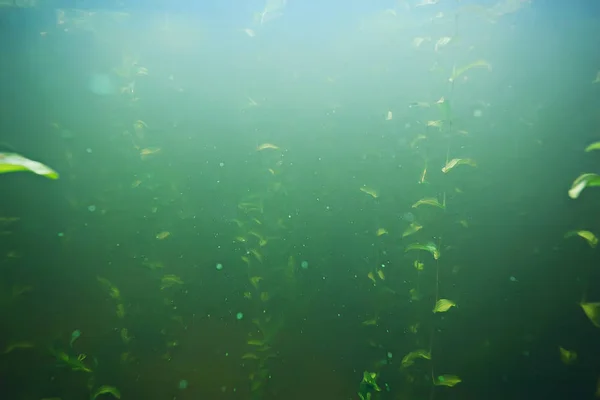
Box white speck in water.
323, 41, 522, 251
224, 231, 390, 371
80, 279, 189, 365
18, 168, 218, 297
88, 205, 96, 212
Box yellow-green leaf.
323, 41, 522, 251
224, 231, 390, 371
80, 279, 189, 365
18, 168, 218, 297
0, 152, 59, 179
564, 230, 598, 248
433, 299, 456, 313
97, 277, 121, 300
361, 371, 381, 391
426, 120, 443, 128
434, 374, 461, 387
585, 142, 600, 152
559, 346, 577, 365
409, 288, 422, 301
449, 60, 491, 82
442, 158, 477, 173
580, 302, 600, 328
359, 186, 379, 199
402, 222, 423, 238
568, 173, 600, 199
3, 341, 34, 354
50, 349, 92, 373
91, 385, 121, 400
160, 274, 184, 290
412, 197, 445, 210
401, 349, 431, 368
405, 242, 440, 260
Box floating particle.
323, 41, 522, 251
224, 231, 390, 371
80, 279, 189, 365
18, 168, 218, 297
216, 263, 223, 270
301, 260, 308, 269
88, 205, 96, 212
86, 148, 92, 153
509, 276, 518, 282
178, 380, 188, 390
236, 312, 244, 320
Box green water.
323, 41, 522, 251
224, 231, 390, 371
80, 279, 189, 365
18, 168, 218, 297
1, 1, 600, 399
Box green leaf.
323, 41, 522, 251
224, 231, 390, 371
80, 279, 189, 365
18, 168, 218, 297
401, 349, 431, 368
442, 158, 477, 173
449, 60, 491, 82
564, 230, 598, 248
0, 152, 59, 179
405, 242, 440, 260
402, 222, 423, 238
580, 302, 600, 328
90, 385, 121, 400
433, 298, 457, 313
361, 371, 381, 391
568, 173, 600, 199
434, 374, 462, 387
584, 142, 600, 152
412, 197, 445, 210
